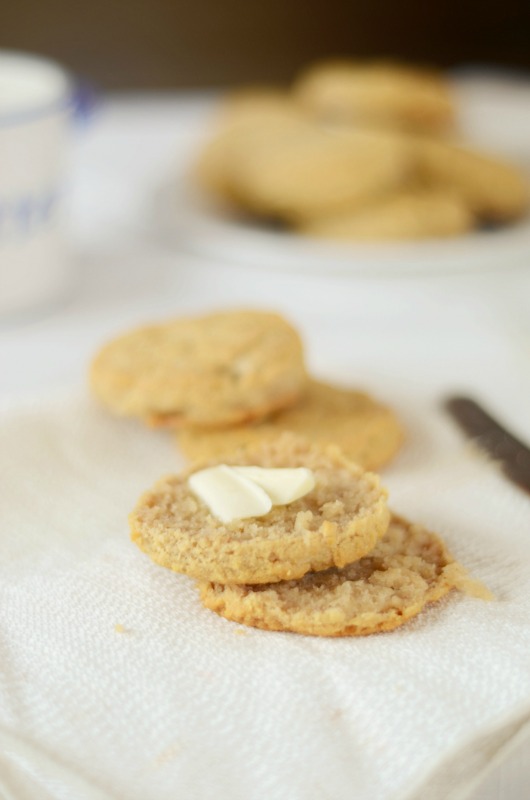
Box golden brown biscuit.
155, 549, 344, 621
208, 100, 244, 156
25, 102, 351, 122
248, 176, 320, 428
177, 379, 404, 470
90, 310, 307, 428
294, 60, 455, 134
301, 188, 474, 241
195, 90, 307, 200
229, 125, 413, 222
417, 139, 528, 223
198, 514, 491, 636
129, 434, 390, 585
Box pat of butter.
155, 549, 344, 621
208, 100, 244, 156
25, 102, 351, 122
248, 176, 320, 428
189, 465, 272, 523
188, 465, 315, 523
233, 466, 315, 505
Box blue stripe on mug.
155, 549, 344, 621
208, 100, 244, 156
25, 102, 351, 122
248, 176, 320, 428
0, 189, 60, 240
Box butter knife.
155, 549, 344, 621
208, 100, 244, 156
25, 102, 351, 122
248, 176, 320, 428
444, 396, 530, 495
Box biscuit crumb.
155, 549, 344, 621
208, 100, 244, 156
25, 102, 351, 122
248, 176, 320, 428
114, 623, 129, 634
153, 742, 183, 767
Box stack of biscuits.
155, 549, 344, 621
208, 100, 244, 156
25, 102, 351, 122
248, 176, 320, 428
194, 59, 528, 242
90, 309, 403, 471
129, 432, 489, 637
91, 308, 490, 636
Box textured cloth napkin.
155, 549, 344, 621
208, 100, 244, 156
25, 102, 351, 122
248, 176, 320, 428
1, 389, 530, 800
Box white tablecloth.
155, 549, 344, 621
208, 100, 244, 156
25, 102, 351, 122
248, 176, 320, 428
1, 89, 530, 800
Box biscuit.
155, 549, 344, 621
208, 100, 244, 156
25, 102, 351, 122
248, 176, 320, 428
301, 188, 474, 241
229, 125, 413, 222
294, 60, 455, 134
195, 91, 307, 201
90, 310, 307, 427
129, 434, 390, 585
177, 379, 404, 470
417, 139, 528, 223
198, 514, 491, 636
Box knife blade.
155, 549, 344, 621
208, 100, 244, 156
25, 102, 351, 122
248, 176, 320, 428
444, 396, 530, 495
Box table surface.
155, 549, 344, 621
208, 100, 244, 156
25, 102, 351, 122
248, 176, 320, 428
1, 91, 530, 800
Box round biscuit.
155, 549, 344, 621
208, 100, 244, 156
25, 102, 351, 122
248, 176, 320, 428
177, 379, 404, 470
417, 139, 528, 223
198, 514, 490, 636
302, 188, 474, 240
294, 60, 455, 134
229, 125, 412, 222
129, 433, 390, 585
90, 310, 307, 427
195, 90, 307, 200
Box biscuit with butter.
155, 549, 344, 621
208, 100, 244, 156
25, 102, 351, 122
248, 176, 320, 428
177, 379, 403, 471
90, 310, 306, 428
294, 60, 455, 134
199, 514, 491, 636
129, 434, 390, 585
302, 188, 474, 241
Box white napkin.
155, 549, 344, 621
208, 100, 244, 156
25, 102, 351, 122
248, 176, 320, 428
1, 390, 530, 800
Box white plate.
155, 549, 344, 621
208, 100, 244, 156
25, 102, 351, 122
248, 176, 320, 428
155, 181, 530, 276
154, 73, 530, 277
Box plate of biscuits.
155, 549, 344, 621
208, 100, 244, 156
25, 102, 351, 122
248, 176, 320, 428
158, 60, 530, 274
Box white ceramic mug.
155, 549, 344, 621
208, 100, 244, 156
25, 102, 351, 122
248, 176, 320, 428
0, 51, 77, 316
